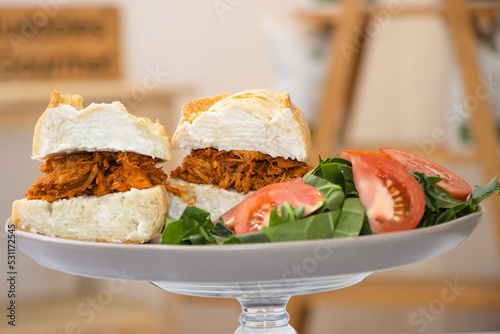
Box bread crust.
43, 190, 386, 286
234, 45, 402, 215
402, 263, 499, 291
12, 186, 168, 243
32, 90, 173, 161
171, 89, 312, 162
180, 93, 230, 124
46, 90, 83, 110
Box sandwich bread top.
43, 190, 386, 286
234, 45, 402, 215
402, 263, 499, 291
171, 89, 312, 162
32, 91, 173, 161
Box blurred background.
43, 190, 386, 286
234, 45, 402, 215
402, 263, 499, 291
1, 0, 500, 333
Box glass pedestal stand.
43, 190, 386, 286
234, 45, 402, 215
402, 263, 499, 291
9, 209, 483, 334
153, 273, 371, 333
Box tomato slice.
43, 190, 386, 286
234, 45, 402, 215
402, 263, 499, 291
232, 178, 323, 235
379, 147, 472, 201
216, 178, 306, 230
340, 149, 389, 161
350, 153, 425, 233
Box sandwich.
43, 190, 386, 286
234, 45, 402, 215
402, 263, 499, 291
167, 89, 313, 221
11, 90, 176, 243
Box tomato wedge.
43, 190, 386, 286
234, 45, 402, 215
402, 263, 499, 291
340, 150, 390, 161
218, 178, 307, 230
232, 178, 323, 235
350, 153, 425, 233
379, 147, 472, 201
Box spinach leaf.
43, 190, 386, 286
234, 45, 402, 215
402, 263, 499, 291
261, 210, 340, 242
303, 174, 345, 212
470, 176, 500, 206
161, 206, 234, 245
305, 157, 356, 196
411, 172, 500, 227
333, 197, 365, 238
360, 215, 372, 235
223, 232, 271, 244
269, 203, 305, 227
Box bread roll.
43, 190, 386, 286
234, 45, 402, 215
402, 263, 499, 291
33, 91, 172, 161
13, 90, 173, 243
171, 89, 311, 162
12, 186, 168, 243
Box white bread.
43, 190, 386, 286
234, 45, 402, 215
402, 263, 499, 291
171, 89, 311, 162
12, 186, 168, 243
32, 90, 172, 161
167, 179, 250, 221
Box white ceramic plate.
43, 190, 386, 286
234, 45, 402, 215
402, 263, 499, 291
6, 207, 484, 288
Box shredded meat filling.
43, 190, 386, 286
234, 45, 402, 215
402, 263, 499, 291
27, 151, 179, 202
170, 148, 313, 194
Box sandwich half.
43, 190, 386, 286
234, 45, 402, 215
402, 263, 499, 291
168, 89, 313, 221
12, 91, 175, 243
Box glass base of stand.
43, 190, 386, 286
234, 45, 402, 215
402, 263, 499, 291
234, 326, 296, 334
153, 272, 372, 333
235, 296, 296, 334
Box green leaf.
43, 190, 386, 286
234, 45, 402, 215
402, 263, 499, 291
161, 206, 232, 245
225, 232, 271, 244
470, 176, 500, 206
306, 156, 350, 178
360, 215, 372, 235
333, 197, 365, 238
261, 210, 340, 242
410, 171, 498, 228
183, 234, 208, 245
268, 202, 305, 227
182, 205, 213, 226
161, 217, 195, 245
304, 174, 345, 212
411, 171, 465, 212
338, 164, 357, 196
305, 157, 354, 195
269, 207, 282, 227
212, 220, 235, 238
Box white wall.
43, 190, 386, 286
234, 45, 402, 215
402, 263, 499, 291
1, 0, 499, 332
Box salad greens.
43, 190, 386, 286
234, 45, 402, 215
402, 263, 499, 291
412, 172, 500, 228
160, 156, 500, 245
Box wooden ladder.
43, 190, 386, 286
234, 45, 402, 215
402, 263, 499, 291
291, 0, 500, 332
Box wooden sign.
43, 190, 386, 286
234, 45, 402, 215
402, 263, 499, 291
0, 7, 121, 81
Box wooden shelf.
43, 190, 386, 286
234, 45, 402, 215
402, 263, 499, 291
297, 1, 500, 27
338, 141, 500, 164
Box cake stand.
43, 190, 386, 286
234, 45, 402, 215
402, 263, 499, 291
6, 207, 484, 333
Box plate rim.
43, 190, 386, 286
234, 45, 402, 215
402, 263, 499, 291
6, 205, 484, 252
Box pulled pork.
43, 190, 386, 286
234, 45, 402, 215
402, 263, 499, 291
27, 151, 179, 202
170, 148, 313, 194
